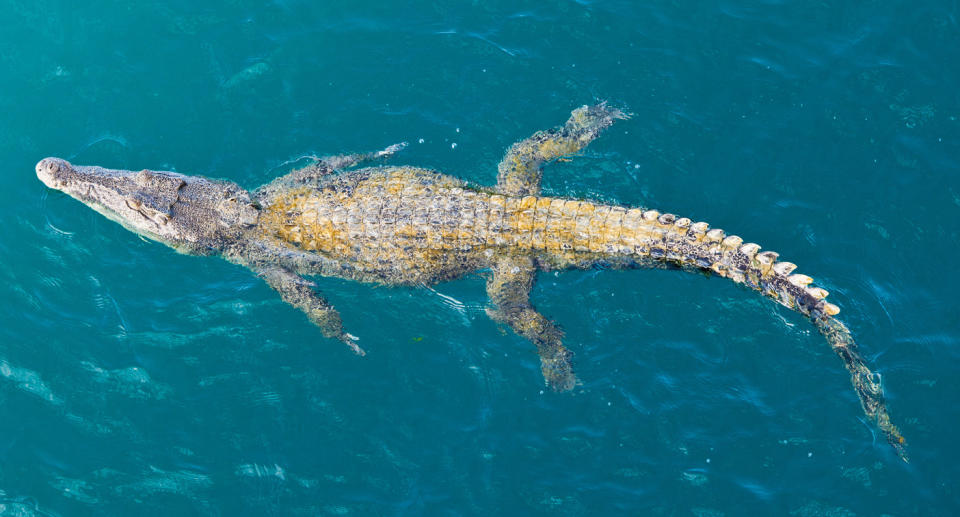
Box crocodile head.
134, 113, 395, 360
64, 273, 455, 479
37, 157, 260, 254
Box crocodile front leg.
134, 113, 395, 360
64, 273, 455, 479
256, 265, 364, 355
318, 142, 408, 171
254, 142, 408, 200
486, 255, 576, 391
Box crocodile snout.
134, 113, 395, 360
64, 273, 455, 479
36, 157, 71, 189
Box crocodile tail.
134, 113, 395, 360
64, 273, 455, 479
610, 210, 908, 461
812, 316, 908, 461
704, 235, 907, 462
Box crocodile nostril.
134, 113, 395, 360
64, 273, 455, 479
35, 158, 76, 190
36, 158, 59, 188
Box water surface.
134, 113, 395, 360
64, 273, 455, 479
1, 1, 958, 515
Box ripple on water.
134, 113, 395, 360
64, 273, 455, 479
680, 469, 708, 487
80, 361, 171, 400
790, 500, 857, 517
745, 55, 795, 80
110, 465, 213, 498
734, 477, 774, 501
720, 373, 775, 417
123, 326, 245, 349
50, 475, 98, 505
236, 463, 286, 481
0, 498, 45, 517
248, 389, 283, 408
0, 358, 62, 406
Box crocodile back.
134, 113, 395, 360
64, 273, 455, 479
258, 166, 496, 283
257, 166, 655, 283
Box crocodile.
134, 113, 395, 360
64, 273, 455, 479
36, 104, 907, 460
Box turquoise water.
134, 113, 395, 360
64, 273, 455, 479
2, 0, 958, 514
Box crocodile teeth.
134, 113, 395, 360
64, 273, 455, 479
788, 274, 814, 287
756, 251, 779, 265
822, 302, 841, 316
807, 287, 830, 299
772, 261, 797, 276
721, 235, 743, 250
705, 228, 725, 242
739, 242, 760, 257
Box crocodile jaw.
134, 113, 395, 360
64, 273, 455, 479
37, 157, 260, 255
36, 157, 183, 245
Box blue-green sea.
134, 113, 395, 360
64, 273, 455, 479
2, 1, 958, 515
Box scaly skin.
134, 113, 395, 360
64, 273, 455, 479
35, 104, 907, 461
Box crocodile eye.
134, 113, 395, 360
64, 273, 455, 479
125, 198, 142, 210
240, 203, 260, 226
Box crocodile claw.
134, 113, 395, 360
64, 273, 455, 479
341, 333, 366, 356
377, 142, 409, 157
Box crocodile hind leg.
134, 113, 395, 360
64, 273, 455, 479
496, 103, 628, 197
486, 255, 576, 391
256, 265, 365, 355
